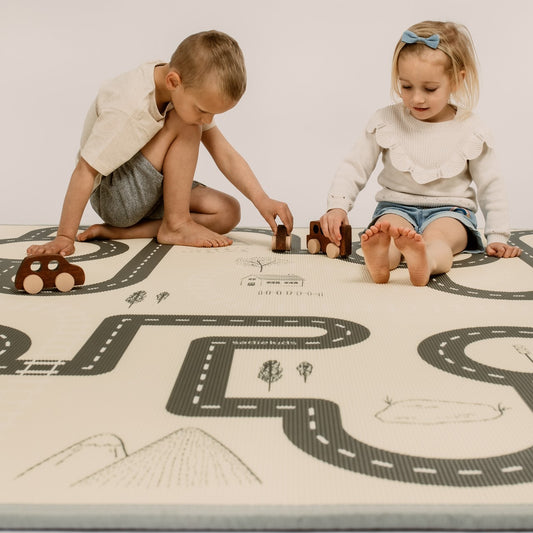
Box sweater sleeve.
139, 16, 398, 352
469, 143, 511, 245
327, 127, 382, 213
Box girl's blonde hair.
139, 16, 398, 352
170, 30, 247, 102
391, 21, 480, 113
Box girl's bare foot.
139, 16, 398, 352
157, 219, 233, 248
390, 226, 430, 286
360, 221, 393, 283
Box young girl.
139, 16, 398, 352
320, 21, 521, 286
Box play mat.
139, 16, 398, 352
0, 225, 532, 530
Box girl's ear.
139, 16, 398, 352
452, 69, 466, 92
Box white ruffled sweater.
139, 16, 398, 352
327, 104, 510, 244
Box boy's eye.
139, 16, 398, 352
401, 85, 412, 90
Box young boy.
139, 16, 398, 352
28, 30, 293, 257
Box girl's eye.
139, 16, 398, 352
401, 86, 412, 90
426, 88, 437, 93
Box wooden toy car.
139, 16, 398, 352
306, 220, 352, 258
15, 254, 85, 294
272, 224, 291, 252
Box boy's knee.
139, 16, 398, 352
165, 109, 202, 141
221, 195, 241, 231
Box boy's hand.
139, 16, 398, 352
320, 209, 349, 246
256, 197, 293, 235
486, 242, 522, 258
27, 236, 75, 257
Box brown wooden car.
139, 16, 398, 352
15, 254, 85, 294
306, 220, 352, 258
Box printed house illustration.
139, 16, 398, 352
241, 273, 304, 288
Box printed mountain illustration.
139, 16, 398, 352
16, 433, 127, 487
75, 427, 260, 488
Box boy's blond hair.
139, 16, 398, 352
170, 30, 247, 102
391, 21, 480, 113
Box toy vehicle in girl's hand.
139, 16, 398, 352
306, 220, 352, 258
15, 254, 85, 294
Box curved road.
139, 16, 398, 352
2, 227, 532, 299
0, 227, 170, 296
1, 315, 533, 487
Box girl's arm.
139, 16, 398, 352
202, 127, 293, 234
469, 144, 521, 258
321, 129, 381, 243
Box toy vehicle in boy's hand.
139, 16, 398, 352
15, 254, 85, 294
272, 224, 292, 252
306, 220, 352, 258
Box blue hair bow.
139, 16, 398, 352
401, 30, 440, 49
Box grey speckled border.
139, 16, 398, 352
1, 503, 532, 530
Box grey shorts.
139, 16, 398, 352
90, 151, 202, 227
370, 201, 485, 253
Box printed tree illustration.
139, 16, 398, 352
126, 290, 147, 308
297, 361, 313, 383
156, 291, 170, 304
258, 360, 283, 391
237, 257, 287, 273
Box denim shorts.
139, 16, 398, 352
370, 201, 485, 253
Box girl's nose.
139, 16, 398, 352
413, 91, 425, 104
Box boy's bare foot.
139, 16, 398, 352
360, 221, 392, 283
78, 224, 127, 241
390, 226, 430, 286
157, 219, 233, 248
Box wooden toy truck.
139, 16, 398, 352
306, 220, 352, 258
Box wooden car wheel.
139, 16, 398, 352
23, 274, 44, 294
307, 239, 321, 254
55, 272, 75, 292
326, 242, 340, 259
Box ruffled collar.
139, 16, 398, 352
367, 104, 492, 183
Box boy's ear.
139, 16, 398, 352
166, 70, 182, 90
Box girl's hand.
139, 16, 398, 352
27, 236, 75, 257
320, 209, 349, 246
486, 242, 522, 258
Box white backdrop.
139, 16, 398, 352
1, 0, 531, 230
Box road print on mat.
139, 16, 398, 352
2, 314, 533, 487
1, 226, 532, 491
1, 227, 532, 299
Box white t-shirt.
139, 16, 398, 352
79, 61, 215, 185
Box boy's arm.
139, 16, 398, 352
201, 127, 293, 234
27, 158, 98, 256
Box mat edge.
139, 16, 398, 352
1, 503, 532, 530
